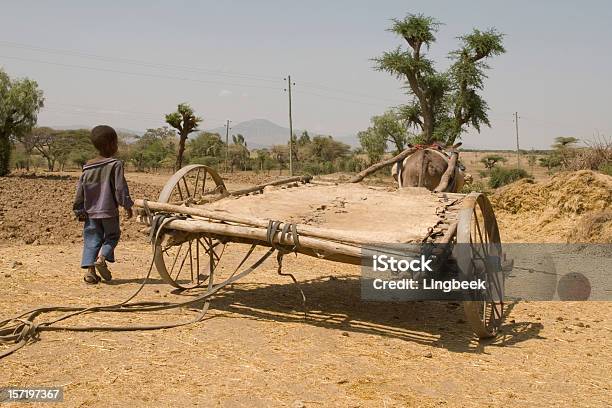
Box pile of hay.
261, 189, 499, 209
490, 170, 612, 243
567, 211, 612, 243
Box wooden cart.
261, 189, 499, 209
135, 165, 506, 338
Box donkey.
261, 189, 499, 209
391, 143, 466, 193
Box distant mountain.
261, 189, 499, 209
207, 119, 297, 149
207, 118, 362, 149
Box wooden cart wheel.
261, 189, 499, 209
158, 164, 227, 205
456, 192, 504, 338
154, 165, 228, 289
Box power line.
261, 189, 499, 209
0, 54, 282, 91
0, 40, 408, 105
298, 80, 404, 104
8, 42, 553, 137
2, 54, 402, 109
45, 101, 228, 123
41, 106, 227, 131
0, 40, 281, 83
293, 89, 396, 107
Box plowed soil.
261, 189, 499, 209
0, 171, 610, 407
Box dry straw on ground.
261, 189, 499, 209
491, 170, 612, 243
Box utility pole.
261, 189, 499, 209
284, 75, 295, 176
225, 119, 231, 173
514, 112, 520, 169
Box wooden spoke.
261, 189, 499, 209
188, 240, 193, 282
201, 170, 207, 195
196, 236, 200, 284
193, 168, 201, 198
182, 177, 191, 199
169, 244, 183, 276
176, 183, 184, 201
473, 208, 489, 258
175, 243, 191, 281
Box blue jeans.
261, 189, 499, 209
81, 217, 121, 269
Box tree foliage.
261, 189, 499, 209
22, 127, 93, 171
552, 136, 579, 149
129, 127, 177, 171
165, 103, 202, 170
374, 13, 504, 145
294, 134, 351, 175
539, 136, 580, 170
253, 149, 274, 173
358, 109, 413, 163
188, 131, 225, 159
480, 154, 506, 170
489, 167, 531, 188
0, 68, 44, 175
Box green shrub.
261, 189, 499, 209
489, 167, 532, 188
336, 156, 365, 173
301, 161, 335, 175
459, 180, 488, 193
598, 162, 612, 176
189, 156, 220, 167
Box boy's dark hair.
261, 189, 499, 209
90, 125, 118, 157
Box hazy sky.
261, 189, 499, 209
1, 0, 610, 149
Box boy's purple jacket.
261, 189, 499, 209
73, 158, 133, 219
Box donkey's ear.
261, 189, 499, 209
452, 142, 462, 149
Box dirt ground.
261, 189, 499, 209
0, 171, 610, 407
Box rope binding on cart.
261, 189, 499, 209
266, 220, 306, 306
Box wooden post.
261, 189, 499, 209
349, 146, 416, 183
229, 175, 311, 196
434, 151, 459, 193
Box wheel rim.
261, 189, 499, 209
457, 192, 504, 338
158, 164, 227, 205
154, 165, 227, 289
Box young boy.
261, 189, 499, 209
73, 125, 133, 284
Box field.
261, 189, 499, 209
0, 169, 611, 407
459, 151, 550, 183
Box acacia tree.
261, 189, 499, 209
553, 136, 579, 149
165, 103, 201, 170
552, 136, 579, 168
375, 14, 505, 145
28, 127, 90, 171
30, 127, 59, 171
0, 69, 44, 175
15, 130, 36, 171
358, 109, 411, 162
481, 154, 506, 170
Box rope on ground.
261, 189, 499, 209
0, 202, 275, 360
